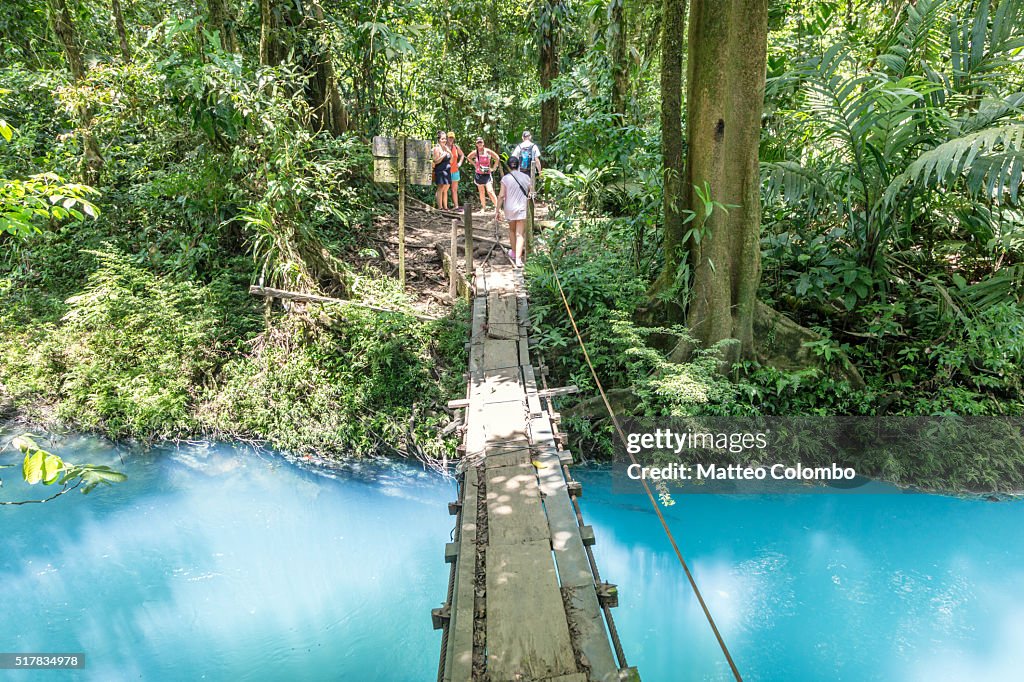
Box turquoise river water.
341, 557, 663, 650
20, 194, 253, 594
1, 436, 1022, 681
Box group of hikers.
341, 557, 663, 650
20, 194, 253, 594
431, 130, 542, 268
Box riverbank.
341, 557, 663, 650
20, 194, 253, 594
0, 235, 469, 462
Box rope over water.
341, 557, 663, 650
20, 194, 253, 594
542, 248, 744, 682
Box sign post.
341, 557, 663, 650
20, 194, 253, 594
398, 137, 406, 287
372, 136, 432, 289
463, 191, 473, 297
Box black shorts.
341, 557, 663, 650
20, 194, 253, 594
475, 172, 492, 186
434, 167, 451, 186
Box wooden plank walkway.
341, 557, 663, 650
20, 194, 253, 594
436, 261, 639, 682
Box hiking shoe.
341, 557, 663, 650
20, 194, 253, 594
515, 258, 524, 269
506, 249, 516, 265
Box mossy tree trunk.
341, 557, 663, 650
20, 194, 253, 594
207, 0, 238, 53
307, 0, 349, 135
682, 0, 767, 362
259, 0, 288, 67
539, 0, 562, 152
608, 0, 628, 118
49, 0, 104, 186
111, 0, 131, 61
647, 0, 686, 313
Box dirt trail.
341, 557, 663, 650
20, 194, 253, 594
365, 199, 549, 318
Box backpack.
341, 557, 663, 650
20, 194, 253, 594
518, 143, 535, 174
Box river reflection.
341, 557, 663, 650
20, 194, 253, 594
0, 436, 454, 681
576, 467, 1024, 681
2, 437, 1022, 681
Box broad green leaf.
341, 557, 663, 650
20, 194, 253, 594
23, 451, 44, 485
41, 454, 65, 485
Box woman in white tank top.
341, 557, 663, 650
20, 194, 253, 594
495, 156, 533, 268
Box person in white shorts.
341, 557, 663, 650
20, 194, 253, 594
495, 156, 533, 268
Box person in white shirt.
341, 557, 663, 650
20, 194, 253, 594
495, 156, 533, 268
511, 130, 542, 180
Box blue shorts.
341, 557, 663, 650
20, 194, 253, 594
451, 170, 461, 182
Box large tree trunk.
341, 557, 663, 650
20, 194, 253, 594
683, 0, 767, 362
207, 0, 237, 52
608, 0, 628, 117
539, 0, 562, 152
648, 0, 686, 310
111, 0, 131, 61
49, 0, 103, 185
307, 1, 349, 135
259, 0, 287, 66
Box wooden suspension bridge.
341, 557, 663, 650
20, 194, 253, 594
433, 245, 640, 682
251, 199, 645, 681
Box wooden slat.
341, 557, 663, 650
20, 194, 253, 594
487, 291, 519, 340
483, 340, 519, 370
537, 385, 580, 399
531, 415, 621, 682
444, 466, 478, 681
486, 444, 533, 468
486, 463, 550, 545
472, 368, 523, 404
486, 539, 577, 680
522, 364, 544, 418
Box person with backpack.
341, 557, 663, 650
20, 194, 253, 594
467, 137, 500, 211
495, 156, 534, 268
431, 131, 452, 210
511, 130, 542, 181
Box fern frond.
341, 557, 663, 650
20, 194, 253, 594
883, 123, 1024, 205
878, 0, 951, 79
760, 160, 835, 214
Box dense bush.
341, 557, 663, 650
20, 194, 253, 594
0, 250, 231, 437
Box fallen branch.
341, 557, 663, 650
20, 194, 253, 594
249, 285, 440, 322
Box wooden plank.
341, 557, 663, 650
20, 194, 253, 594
517, 294, 530, 336
472, 368, 523, 404
486, 463, 550, 545
530, 421, 621, 682
444, 466, 478, 682
483, 339, 519, 370
480, 400, 527, 443
523, 365, 544, 417
519, 335, 532, 367
537, 385, 580, 399
488, 291, 519, 340
249, 286, 438, 321
486, 443, 533, 468
486, 540, 577, 680
561, 585, 621, 682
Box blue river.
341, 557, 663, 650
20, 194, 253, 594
1, 436, 1022, 681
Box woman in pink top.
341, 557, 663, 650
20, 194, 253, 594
466, 137, 500, 211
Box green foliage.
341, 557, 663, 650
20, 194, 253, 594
1, 434, 126, 504
201, 289, 468, 458
0, 173, 99, 239
0, 250, 228, 438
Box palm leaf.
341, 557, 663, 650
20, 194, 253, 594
883, 122, 1024, 205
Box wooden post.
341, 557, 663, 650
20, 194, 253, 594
450, 219, 459, 299
463, 195, 473, 298
398, 136, 406, 288
526, 161, 536, 256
